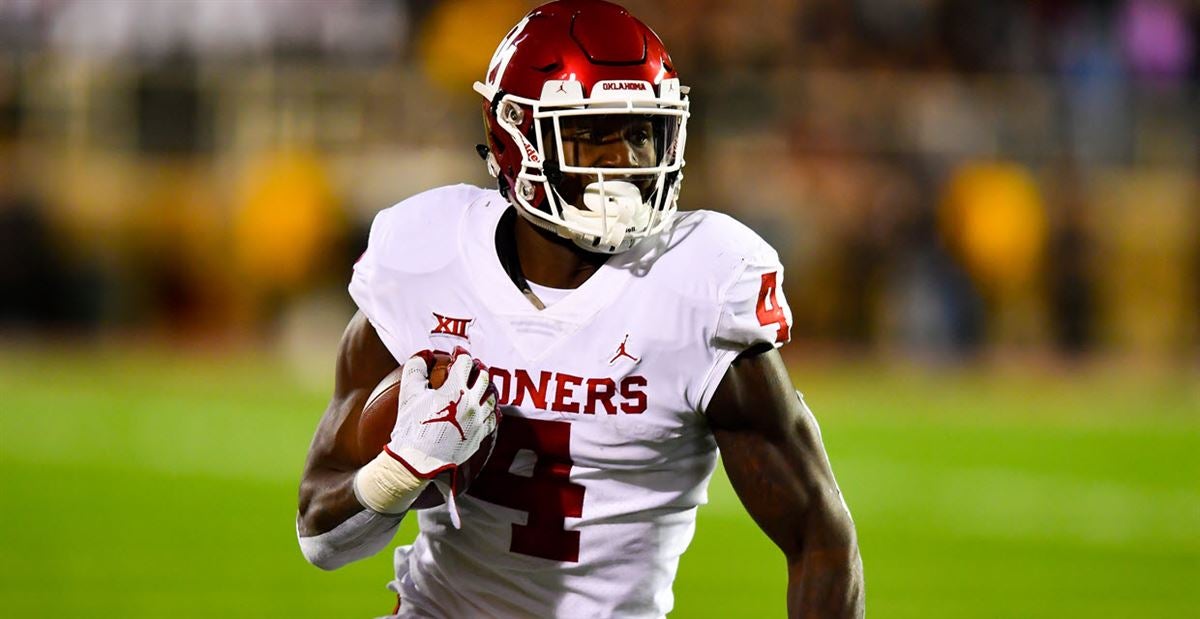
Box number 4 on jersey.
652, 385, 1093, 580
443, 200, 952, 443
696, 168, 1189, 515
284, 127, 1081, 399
756, 271, 789, 344
468, 417, 585, 562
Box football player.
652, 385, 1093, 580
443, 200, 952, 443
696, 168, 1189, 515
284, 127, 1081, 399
297, 1, 864, 617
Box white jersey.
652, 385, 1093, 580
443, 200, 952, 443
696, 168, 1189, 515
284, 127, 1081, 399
349, 184, 792, 619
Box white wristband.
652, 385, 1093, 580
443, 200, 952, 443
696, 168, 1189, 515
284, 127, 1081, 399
353, 452, 430, 515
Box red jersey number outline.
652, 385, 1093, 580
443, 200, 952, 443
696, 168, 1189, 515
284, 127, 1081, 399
756, 271, 789, 344
467, 417, 584, 562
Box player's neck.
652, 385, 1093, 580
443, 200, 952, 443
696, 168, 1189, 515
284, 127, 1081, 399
507, 211, 608, 290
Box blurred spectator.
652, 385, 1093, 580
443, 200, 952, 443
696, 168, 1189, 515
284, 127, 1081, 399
878, 159, 985, 358
1055, 4, 1132, 163
233, 148, 343, 323
0, 0, 1194, 364
1118, 0, 1194, 81
1044, 161, 1097, 357
939, 161, 1048, 346
1091, 168, 1196, 358
419, 0, 529, 97
0, 188, 65, 327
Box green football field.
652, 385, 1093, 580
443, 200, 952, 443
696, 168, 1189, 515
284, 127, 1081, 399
1, 347, 1196, 618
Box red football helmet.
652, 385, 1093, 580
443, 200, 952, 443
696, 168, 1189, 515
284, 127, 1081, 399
474, 0, 689, 254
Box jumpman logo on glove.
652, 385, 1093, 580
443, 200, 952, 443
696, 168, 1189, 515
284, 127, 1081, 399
422, 390, 467, 441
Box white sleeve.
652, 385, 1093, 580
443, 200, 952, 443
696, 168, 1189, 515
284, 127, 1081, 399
695, 248, 793, 413
347, 208, 415, 363
297, 510, 404, 571
347, 186, 482, 363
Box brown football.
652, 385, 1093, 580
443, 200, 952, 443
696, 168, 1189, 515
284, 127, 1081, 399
356, 350, 496, 509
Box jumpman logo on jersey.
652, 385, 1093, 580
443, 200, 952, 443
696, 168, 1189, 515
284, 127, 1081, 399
608, 334, 640, 365
422, 391, 466, 440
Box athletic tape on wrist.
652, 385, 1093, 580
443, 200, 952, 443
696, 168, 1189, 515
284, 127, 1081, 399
353, 451, 430, 515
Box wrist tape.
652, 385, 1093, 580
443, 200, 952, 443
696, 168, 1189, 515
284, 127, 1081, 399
353, 451, 430, 514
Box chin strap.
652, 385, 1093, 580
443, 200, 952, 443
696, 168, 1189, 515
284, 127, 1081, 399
476, 144, 501, 178
495, 208, 548, 310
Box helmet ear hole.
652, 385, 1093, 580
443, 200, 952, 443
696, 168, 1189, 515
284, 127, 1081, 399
500, 100, 525, 126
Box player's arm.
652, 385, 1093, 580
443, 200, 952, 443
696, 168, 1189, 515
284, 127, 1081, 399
706, 344, 865, 619
296, 311, 499, 570
298, 311, 398, 536
296, 311, 406, 569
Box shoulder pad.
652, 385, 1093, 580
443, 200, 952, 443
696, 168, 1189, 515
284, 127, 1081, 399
362, 184, 494, 275
624, 209, 782, 303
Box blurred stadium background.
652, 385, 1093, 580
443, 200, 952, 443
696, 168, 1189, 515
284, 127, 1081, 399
0, 0, 1196, 617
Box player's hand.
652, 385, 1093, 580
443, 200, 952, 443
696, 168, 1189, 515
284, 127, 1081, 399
385, 347, 499, 479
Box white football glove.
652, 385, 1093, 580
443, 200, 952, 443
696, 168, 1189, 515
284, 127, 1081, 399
383, 347, 499, 526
